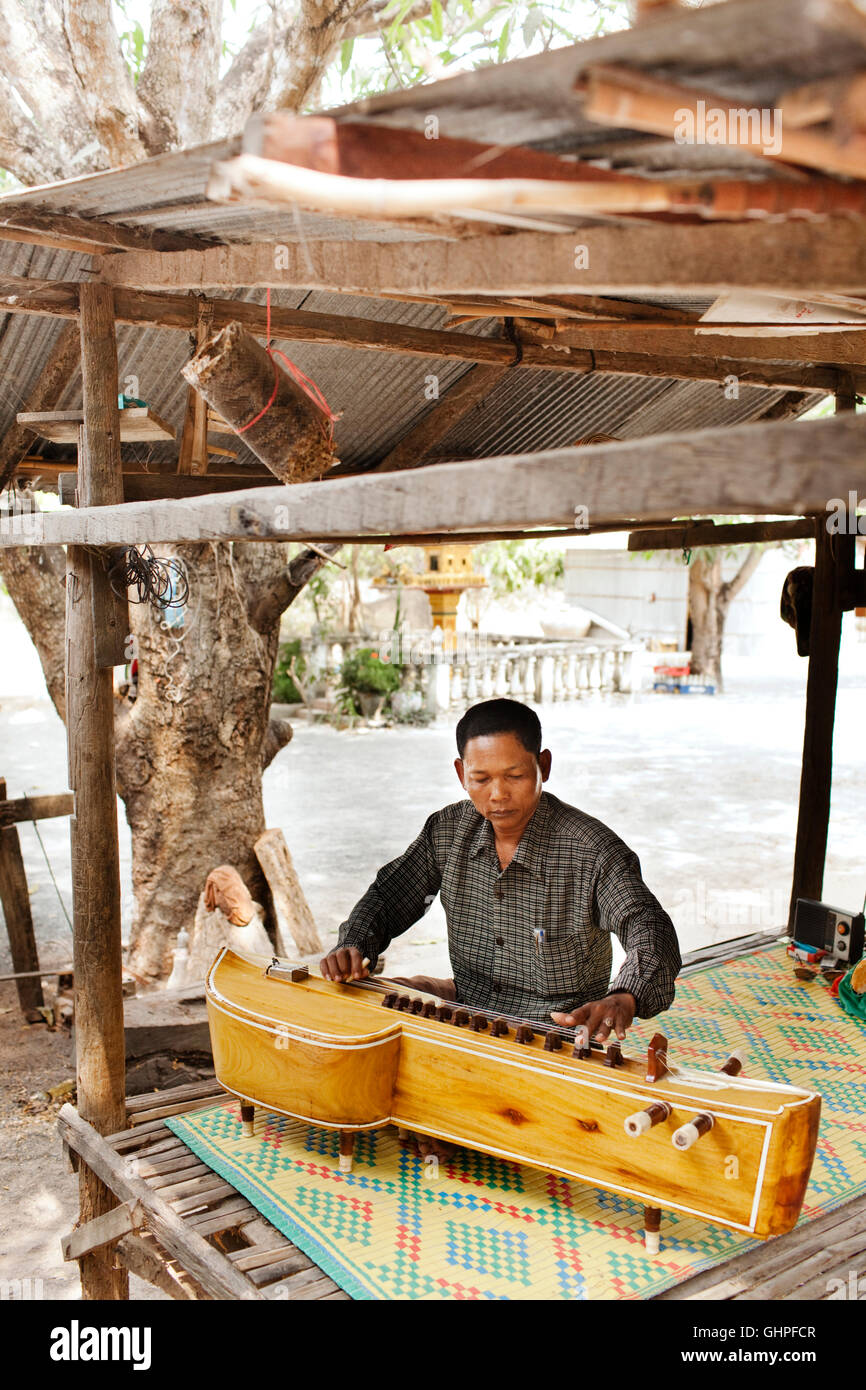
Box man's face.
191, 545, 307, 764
455, 732, 551, 835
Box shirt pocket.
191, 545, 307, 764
529, 929, 583, 999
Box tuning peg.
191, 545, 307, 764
491, 1018, 509, 1037
624, 1101, 672, 1137
421, 1000, 437, 1018
672, 1112, 715, 1150
471, 1013, 488, 1031
436, 1005, 453, 1022
719, 1048, 746, 1077
543, 1031, 564, 1052
409, 998, 424, 1014
453, 1009, 470, 1027
605, 1040, 623, 1068
515, 1025, 534, 1044
382, 992, 399, 1009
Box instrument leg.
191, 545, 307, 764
240, 1102, 255, 1138
339, 1130, 355, 1173
644, 1205, 662, 1255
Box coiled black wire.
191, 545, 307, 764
105, 545, 189, 610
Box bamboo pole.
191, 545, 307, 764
67, 281, 128, 1300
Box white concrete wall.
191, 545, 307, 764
564, 539, 816, 659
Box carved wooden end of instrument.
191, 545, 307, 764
205, 948, 822, 1260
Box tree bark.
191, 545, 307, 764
687, 546, 764, 691
181, 322, 337, 483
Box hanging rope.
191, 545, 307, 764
236, 288, 339, 444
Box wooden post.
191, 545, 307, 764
67, 281, 128, 1299
0, 778, 44, 1014
788, 389, 853, 927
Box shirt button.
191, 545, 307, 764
495, 937, 504, 947
493, 886, 503, 900
492, 981, 501, 992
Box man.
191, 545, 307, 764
321, 698, 681, 1051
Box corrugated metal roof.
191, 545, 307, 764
0, 0, 838, 484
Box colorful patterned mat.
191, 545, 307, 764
168, 945, 866, 1299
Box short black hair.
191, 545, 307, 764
455, 699, 542, 759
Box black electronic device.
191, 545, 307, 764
792, 897, 865, 965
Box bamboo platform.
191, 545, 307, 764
58, 1072, 865, 1301
59, 1079, 348, 1301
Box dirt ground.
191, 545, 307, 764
0, 980, 166, 1300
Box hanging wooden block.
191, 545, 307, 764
181, 321, 337, 484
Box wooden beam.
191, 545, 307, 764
519, 321, 866, 369
3, 412, 865, 548
0, 276, 859, 392
244, 113, 628, 186
0, 791, 73, 828
68, 280, 128, 1301
0, 208, 210, 257
177, 299, 215, 476
0, 778, 44, 1014
578, 62, 866, 181
372, 364, 510, 474
61, 1198, 147, 1262
57, 1105, 264, 1300
0, 322, 81, 491
97, 220, 866, 296
18, 407, 175, 444
628, 519, 817, 550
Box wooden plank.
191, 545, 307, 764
254, 828, 322, 954
656, 1193, 866, 1300
115, 1231, 209, 1300
3, 412, 866, 550
578, 62, 866, 181
61, 1198, 146, 1262
18, 407, 175, 444
0, 276, 858, 393
245, 113, 629, 186
628, 519, 817, 551
0, 207, 211, 256
126, 1078, 223, 1112
0, 322, 81, 491
0, 792, 73, 828
0, 779, 43, 1013
57, 1104, 264, 1299
129, 1093, 227, 1126
522, 320, 866, 369
185, 1199, 258, 1236
99, 220, 866, 296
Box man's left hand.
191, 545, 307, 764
550, 992, 636, 1043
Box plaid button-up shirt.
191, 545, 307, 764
338, 790, 681, 1024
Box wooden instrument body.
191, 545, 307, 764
206, 948, 820, 1240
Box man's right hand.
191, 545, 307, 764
319, 946, 369, 983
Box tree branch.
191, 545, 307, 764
137, 0, 224, 153
248, 542, 344, 634
0, 2, 101, 181
262, 716, 293, 768
61, 0, 147, 165
214, 0, 434, 135
720, 545, 764, 608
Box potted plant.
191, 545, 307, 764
338, 647, 402, 722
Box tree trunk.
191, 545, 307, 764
116, 540, 293, 982
687, 546, 764, 692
